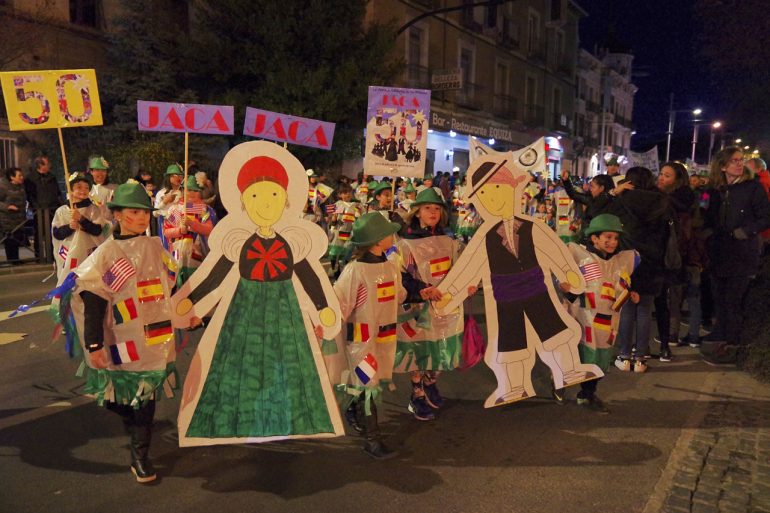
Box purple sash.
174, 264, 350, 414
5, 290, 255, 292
491, 267, 547, 303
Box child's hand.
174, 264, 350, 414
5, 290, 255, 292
420, 286, 443, 301
88, 348, 109, 369
71, 208, 81, 222
69, 218, 79, 230
630, 291, 640, 304
180, 224, 188, 235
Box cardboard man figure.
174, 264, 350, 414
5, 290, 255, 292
435, 139, 603, 408
171, 141, 343, 446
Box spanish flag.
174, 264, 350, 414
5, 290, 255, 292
377, 281, 395, 303
342, 212, 356, 224
558, 197, 570, 207
338, 231, 351, 241
376, 323, 397, 343
137, 278, 164, 304
600, 282, 615, 301
347, 322, 370, 342
144, 320, 173, 346
592, 313, 612, 332
429, 256, 451, 278
112, 298, 138, 325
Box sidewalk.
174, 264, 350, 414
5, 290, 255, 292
644, 367, 770, 513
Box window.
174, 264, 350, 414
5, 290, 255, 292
70, 0, 99, 28
495, 62, 509, 96
407, 26, 429, 88
527, 11, 540, 54
555, 29, 565, 61
460, 47, 474, 89
485, 3, 498, 28
525, 76, 537, 106
0, 137, 18, 169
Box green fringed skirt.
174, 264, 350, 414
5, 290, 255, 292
186, 277, 334, 438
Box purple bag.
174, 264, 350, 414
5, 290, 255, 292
460, 315, 486, 370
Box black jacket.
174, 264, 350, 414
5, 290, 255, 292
561, 178, 612, 227
24, 171, 63, 210
704, 179, 770, 277
0, 178, 27, 231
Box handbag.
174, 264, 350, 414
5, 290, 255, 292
664, 218, 682, 271
460, 314, 486, 370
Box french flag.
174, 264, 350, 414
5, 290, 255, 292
109, 340, 139, 365
354, 353, 378, 385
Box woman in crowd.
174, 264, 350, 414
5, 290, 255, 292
560, 170, 614, 240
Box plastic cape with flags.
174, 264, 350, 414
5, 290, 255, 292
327, 200, 362, 261
323, 257, 404, 414
392, 235, 464, 373
49, 235, 179, 408
51, 200, 109, 286
163, 201, 217, 286
565, 242, 638, 371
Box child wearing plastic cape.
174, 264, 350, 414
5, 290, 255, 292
327, 182, 363, 278
154, 164, 184, 250
323, 212, 441, 458
60, 181, 178, 483
564, 214, 639, 413
397, 181, 417, 217
51, 173, 108, 285
163, 176, 217, 286
434, 143, 604, 408
87, 155, 116, 208
303, 169, 322, 223
171, 141, 343, 447
394, 188, 472, 421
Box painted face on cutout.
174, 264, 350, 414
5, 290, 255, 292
476, 183, 516, 217
71, 181, 91, 201
241, 180, 287, 227
591, 231, 620, 255
115, 208, 151, 235
416, 203, 443, 228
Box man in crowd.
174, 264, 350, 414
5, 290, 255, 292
24, 156, 63, 262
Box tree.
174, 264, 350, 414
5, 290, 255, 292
184, 0, 403, 171
694, 0, 770, 145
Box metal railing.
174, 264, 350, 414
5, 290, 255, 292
524, 104, 545, 126
406, 64, 431, 89
493, 94, 517, 120
455, 82, 484, 110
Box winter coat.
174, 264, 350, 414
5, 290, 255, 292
0, 178, 27, 231
24, 171, 63, 210
704, 179, 770, 277
561, 178, 612, 229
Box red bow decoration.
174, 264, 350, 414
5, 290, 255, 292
245, 238, 288, 280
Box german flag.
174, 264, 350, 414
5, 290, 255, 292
346, 322, 370, 342
144, 320, 173, 346
338, 231, 351, 241
376, 281, 395, 303
112, 298, 138, 325
376, 323, 397, 343
429, 256, 451, 278
401, 321, 417, 338
592, 313, 612, 332
558, 215, 569, 225
600, 282, 615, 301
137, 278, 164, 304
342, 212, 356, 224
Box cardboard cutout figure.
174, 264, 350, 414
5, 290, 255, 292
171, 141, 343, 447
435, 139, 603, 408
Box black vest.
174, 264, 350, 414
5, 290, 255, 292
485, 219, 539, 275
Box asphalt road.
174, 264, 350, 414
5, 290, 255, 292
0, 268, 731, 513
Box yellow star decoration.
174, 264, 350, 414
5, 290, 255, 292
412, 110, 426, 124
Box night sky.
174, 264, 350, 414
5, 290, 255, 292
577, 0, 719, 159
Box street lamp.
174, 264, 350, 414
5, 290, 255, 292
690, 110, 705, 162
707, 121, 722, 166
665, 93, 702, 162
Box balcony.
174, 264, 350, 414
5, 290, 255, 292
499, 20, 519, 50
586, 100, 600, 113
406, 64, 431, 90
493, 94, 518, 120
526, 40, 545, 63
455, 82, 484, 111
524, 104, 545, 127
461, 9, 483, 32
556, 54, 573, 76
551, 112, 570, 132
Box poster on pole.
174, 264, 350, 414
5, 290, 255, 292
364, 85, 430, 179
137, 100, 234, 135
629, 145, 659, 173
243, 107, 335, 150
0, 69, 103, 131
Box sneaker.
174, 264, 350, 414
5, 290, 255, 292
614, 357, 632, 372
674, 337, 688, 347
577, 395, 611, 414
702, 342, 737, 366
421, 378, 444, 409
633, 359, 648, 373
659, 347, 673, 362
653, 336, 663, 345
408, 395, 435, 421
552, 386, 566, 405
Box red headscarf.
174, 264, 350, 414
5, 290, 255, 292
237, 156, 289, 193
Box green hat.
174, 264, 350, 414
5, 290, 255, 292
372, 181, 392, 195
107, 182, 155, 210
423, 171, 435, 181
185, 175, 202, 192
403, 182, 416, 194
584, 214, 624, 237
367, 179, 379, 190
165, 164, 183, 176
68, 172, 92, 187
411, 187, 444, 207
88, 156, 109, 170
306, 168, 318, 178
351, 212, 401, 247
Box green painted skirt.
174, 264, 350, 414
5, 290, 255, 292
186, 278, 334, 438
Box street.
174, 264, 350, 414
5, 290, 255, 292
1, 267, 769, 513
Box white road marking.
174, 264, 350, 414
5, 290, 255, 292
0, 304, 50, 322
0, 332, 27, 345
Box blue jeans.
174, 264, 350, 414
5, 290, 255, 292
686, 280, 702, 340
617, 294, 654, 359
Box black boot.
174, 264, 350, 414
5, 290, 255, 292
129, 401, 157, 483
362, 401, 396, 460
344, 398, 364, 434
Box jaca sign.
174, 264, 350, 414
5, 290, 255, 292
243, 107, 335, 150
137, 100, 234, 135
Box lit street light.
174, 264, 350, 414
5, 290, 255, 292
665, 93, 702, 162
707, 121, 722, 166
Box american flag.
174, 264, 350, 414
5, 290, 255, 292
325, 204, 336, 215
58, 245, 68, 261
579, 262, 603, 282
102, 258, 136, 292
354, 283, 367, 309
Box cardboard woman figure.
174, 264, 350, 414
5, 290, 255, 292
435, 139, 603, 408
171, 141, 343, 446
